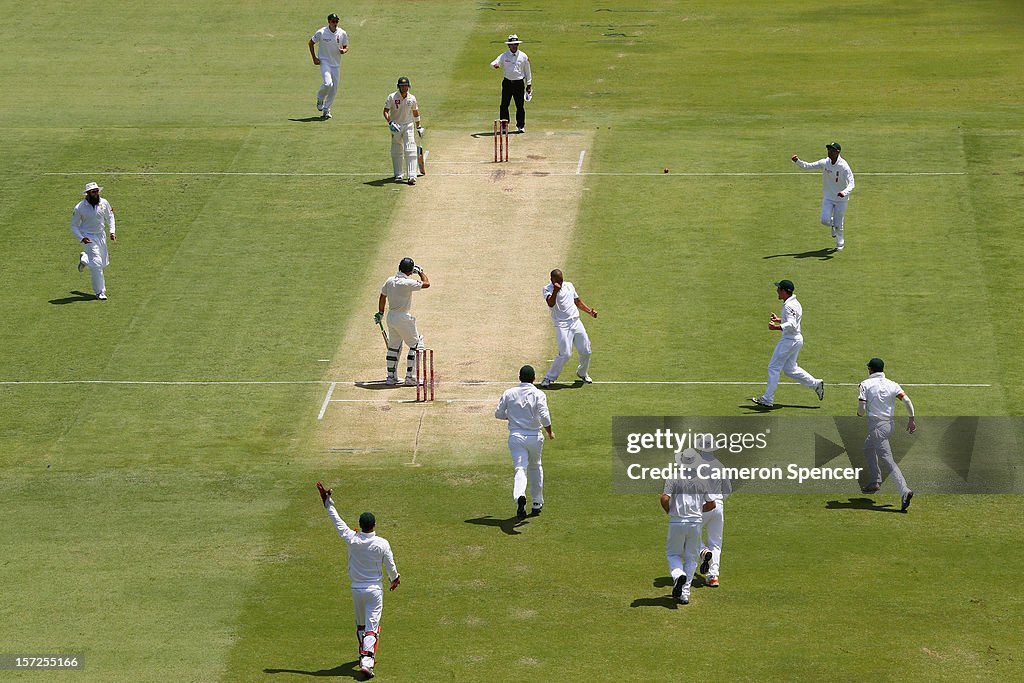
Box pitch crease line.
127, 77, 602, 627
577, 150, 586, 174
317, 382, 337, 421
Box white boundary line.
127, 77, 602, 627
2, 379, 990, 387
316, 382, 337, 420
41, 171, 966, 178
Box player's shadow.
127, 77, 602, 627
354, 380, 404, 391
630, 596, 678, 609
762, 248, 836, 261
825, 497, 902, 513
363, 177, 406, 187
263, 659, 361, 678
49, 290, 98, 305
740, 402, 820, 412
539, 379, 589, 391
288, 116, 329, 123
464, 515, 528, 536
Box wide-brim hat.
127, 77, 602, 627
675, 447, 700, 467
506, 34, 523, 44
83, 182, 103, 195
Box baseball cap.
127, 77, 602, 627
826, 142, 841, 151
358, 511, 375, 530
867, 357, 884, 372
327, 13, 340, 21
774, 279, 795, 292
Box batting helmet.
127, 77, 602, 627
399, 257, 415, 274
397, 76, 410, 87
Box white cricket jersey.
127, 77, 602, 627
381, 272, 423, 314
858, 372, 905, 420
794, 155, 855, 200
491, 49, 531, 85
698, 453, 732, 501
779, 296, 803, 338
325, 499, 399, 588
312, 26, 348, 67
662, 478, 708, 523
495, 382, 551, 432
71, 198, 115, 240
385, 91, 418, 125
542, 281, 580, 326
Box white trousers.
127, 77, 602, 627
508, 431, 544, 506
666, 521, 701, 587
762, 335, 819, 403
352, 585, 383, 656
386, 311, 421, 377
864, 418, 910, 497
390, 123, 418, 180
318, 63, 341, 112
80, 234, 109, 295
820, 197, 848, 249
701, 502, 724, 577
544, 318, 591, 382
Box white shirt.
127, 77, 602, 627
71, 198, 115, 240
381, 272, 423, 314
311, 26, 348, 67
495, 382, 551, 433
794, 155, 855, 201
662, 477, 710, 523
491, 49, 532, 84
542, 281, 580, 327
384, 91, 418, 125
699, 451, 732, 501
325, 499, 399, 588
858, 372, 905, 420
778, 295, 803, 338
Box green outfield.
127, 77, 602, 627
2, 0, 1023, 680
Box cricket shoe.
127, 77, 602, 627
751, 396, 773, 407
671, 574, 687, 600
835, 244, 845, 251
321, 110, 332, 120
97, 292, 108, 301
699, 549, 712, 575
358, 656, 375, 678
815, 380, 825, 401
901, 490, 914, 512
678, 589, 690, 605
385, 375, 399, 385
516, 495, 527, 520
576, 372, 593, 384
77, 252, 86, 272
408, 177, 416, 185
530, 505, 543, 517
516, 127, 525, 134
539, 378, 552, 387
707, 577, 720, 588
403, 375, 417, 386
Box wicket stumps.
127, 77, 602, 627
493, 119, 509, 162
415, 348, 435, 402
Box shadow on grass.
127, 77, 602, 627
465, 515, 528, 536
264, 659, 361, 677
288, 116, 328, 123
362, 177, 407, 187
630, 596, 678, 609
825, 497, 902, 513
354, 381, 406, 391
762, 247, 836, 261
740, 402, 821, 412
49, 290, 97, 305
539, 379, 587, 392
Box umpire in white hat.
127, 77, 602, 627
70, 182, 117, 300
490, 34, 532, 133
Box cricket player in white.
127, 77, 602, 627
71, 182, 116, 301
752, 279, 825, 407
317, 482, 400, 679
377, 258, 429, 386
490, 34, 532, 133
661, 448, 713, 605
495, 365, 554, 520
308, 13, 349, 120
540, 269, 598, 387
692, 435, 731, 588
383, 77, 423, 185
792, 142, 855, 251
858, 357, 917, 511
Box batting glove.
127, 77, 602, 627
388, 122, 400, 134
374, 311, 383, 325
417, 126, 425, 137
412, 265, 423, 275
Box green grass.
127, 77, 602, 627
2, 0, 1023, 680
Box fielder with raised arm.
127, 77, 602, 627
540, 269, 597, 387
857, 357, 917, 512
495, 365, 554, 520
791, 142, 855, 251
383, 77, 424, 184
376, 258, 429, 386
317, 482, 400, 680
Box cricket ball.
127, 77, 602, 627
663, 168, 669, 174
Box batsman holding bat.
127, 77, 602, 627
376, 258, 430, 386
317, 482, 400, 680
